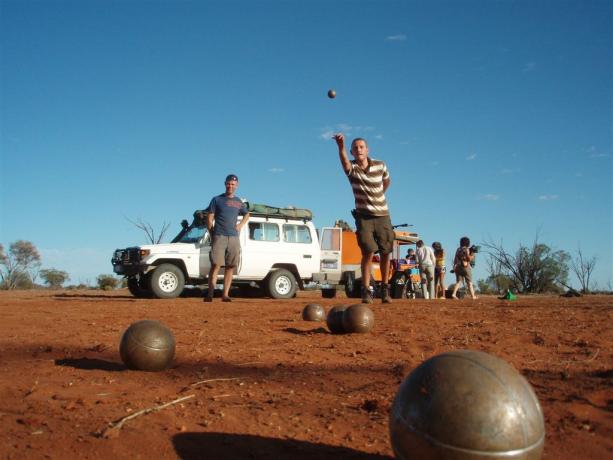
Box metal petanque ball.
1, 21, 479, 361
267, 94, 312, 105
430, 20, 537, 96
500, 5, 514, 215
119, 320, 176, 371
326, 305, 348, 334
302, 303, 326, 322
389, 350, 545, 460
342, 304, 374, 333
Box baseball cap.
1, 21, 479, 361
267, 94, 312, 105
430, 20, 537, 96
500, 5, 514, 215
225, 174, 238, 182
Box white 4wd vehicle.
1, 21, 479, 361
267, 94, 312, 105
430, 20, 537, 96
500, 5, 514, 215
112, 206, 321, 299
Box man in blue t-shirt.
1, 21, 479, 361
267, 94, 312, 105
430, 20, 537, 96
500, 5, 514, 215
204, 174, 250, 302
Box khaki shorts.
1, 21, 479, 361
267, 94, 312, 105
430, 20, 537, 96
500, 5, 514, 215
455, 264, 473, 283
210, 235, 241, 267
355, 214, 394, 255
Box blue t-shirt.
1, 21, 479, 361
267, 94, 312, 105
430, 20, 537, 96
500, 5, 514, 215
208, 194, 248, 237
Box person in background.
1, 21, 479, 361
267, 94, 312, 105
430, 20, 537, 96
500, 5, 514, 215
416, 240, 436, 300
203, 174, 250, 303
405, 248, 417, 266
432, 242, 446, 299
450, 236, 478, 300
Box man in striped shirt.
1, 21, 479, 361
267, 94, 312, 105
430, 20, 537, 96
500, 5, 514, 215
334, 133, 395, 304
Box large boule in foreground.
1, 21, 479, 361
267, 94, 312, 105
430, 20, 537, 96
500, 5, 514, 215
342, 304, 374, 333
326, 305, 348, 334
302, 303, 326, 322
389, 349, 545, 459
119, 319, 176, 371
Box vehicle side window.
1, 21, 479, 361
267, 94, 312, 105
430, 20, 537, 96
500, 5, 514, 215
283, 224, 312, 244
248, 222, 280, 242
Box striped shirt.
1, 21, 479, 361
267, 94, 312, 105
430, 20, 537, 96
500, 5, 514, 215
347, 158, 390, 216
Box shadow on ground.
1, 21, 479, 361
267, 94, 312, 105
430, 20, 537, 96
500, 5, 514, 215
55, 357, 125, 372
283, 327, 329, 335
173, 432, 393, 459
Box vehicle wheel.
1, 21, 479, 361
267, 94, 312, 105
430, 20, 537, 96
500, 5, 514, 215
127, 276, 151, 298
344, 272, 359, 298
150, 264, 185, 299
266, 269, 297, 299
321, 288, 337, 298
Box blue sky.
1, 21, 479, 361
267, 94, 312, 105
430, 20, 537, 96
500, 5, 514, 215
1, 0, 611, 288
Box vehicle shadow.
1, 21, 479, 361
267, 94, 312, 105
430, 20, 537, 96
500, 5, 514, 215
173, 432, 393, 459
55, 357, 125, 372
53, 293, 136, 300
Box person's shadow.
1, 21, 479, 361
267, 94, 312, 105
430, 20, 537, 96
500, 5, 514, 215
173, 432, 393, 459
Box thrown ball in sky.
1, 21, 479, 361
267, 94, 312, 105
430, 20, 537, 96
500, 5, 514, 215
327, 89, 336, 99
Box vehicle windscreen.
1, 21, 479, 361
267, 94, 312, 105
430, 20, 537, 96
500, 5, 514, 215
178, 226, 207, 244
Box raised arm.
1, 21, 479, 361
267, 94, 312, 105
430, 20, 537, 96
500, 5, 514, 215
334, 133, 351, 174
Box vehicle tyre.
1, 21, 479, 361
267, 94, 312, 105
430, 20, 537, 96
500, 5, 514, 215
266, 269, 297, 299
150, 264, 185, 299
321, 288, 337, 298
127, 275, 152, 298
344, 272, 360, 298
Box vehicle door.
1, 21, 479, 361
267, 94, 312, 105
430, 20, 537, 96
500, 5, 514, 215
198, 232, 215, 278
280, 222, 319, 277
319, 227, 342, 281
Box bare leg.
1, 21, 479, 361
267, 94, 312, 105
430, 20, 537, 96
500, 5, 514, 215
468, 282, 477, 299
450, 276, 461, 299
380, 252, 391, 285
223, 266, 234, 298
361, 252, 374, 288
438, 272, 446, 298
207, 264, 220, 299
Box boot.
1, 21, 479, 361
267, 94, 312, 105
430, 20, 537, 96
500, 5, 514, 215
381, 284, 392, 304
361, 286, 373, 304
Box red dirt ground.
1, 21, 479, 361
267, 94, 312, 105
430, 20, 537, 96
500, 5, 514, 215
0, 290, 611, 459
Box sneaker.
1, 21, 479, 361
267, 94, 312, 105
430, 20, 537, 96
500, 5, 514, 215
361, 287, 373, 304
381, 284, 392, 304
203, 296, 213, 303
222, 296, 232, 302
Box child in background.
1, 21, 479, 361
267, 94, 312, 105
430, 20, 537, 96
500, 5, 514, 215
432, 242, 446, 299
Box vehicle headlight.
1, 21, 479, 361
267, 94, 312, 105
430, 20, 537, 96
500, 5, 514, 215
139, 249, 151, 258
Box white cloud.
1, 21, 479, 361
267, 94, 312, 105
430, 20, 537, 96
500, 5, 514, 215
500, 168, 520, 174
430, 161, 440, 166
538, 194, 559, 201
320, 124, 377, 140
466, 153, 477, 161
386, 34, 407, 41
374, 134, 383, 140
268, 167, 284, 173
479, 194, 500, 201
589, 153, 610, 158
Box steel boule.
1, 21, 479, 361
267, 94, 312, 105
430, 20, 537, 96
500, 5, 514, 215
326, 305, 348, 334
302, 303, 326, 321
119, 319, 176, 371
342, 304, 374, 333
389, 349, 545, 459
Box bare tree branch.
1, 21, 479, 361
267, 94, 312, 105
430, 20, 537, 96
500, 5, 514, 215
125, 217, 171, 244
570, 246, 597, 294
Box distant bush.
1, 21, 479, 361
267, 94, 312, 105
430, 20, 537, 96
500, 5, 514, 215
40, 269, 70, 289
0, 241, 41, 290
97, 274, 119, 291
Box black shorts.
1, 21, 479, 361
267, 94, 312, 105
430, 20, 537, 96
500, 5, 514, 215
354, 214, 394, 255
